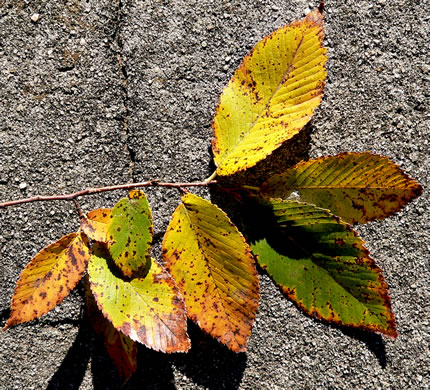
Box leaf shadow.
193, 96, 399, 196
208, 122, 314, 189
208, 147, 390, 374
0, 307, 10, 326
91, 321, 246, 389
90, 336, 176, 390
337, 326, 387, 368
172, 321, 247, 390
45, 313, 92, 390
208, 123, 314, 232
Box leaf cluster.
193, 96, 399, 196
2, 7, 422, 383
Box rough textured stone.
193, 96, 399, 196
1, 0, 429, 389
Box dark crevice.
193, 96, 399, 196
114, 0, 136, 183
57, 65, 75, 72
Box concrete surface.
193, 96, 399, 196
1, 0, 429, 389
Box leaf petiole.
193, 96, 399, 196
204, 171, 218, 183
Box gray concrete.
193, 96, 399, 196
1, 0, 429, 389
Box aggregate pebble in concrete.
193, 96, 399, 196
1, 0, 429, 389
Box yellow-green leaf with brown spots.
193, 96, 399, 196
81, 208, 112, 242
4, 232, 90, 329
88, 245, 190, 353
212, 7, 327, 176
260, 152, 423, 224
162, 193, 260, 352
108, 190, 152, 277
84, 276, 137, 382
242, 196, 397, 337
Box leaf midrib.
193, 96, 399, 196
181, 203, 245, 335
218, 34, 305, 169
291, 185, 413, 190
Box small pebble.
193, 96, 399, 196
421, 64, 430, 74
19, 182, 27, 190
31, 13, 40, 23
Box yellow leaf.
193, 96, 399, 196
162, 193, 260, 352
260, 152, 423, 224
80, 208, 112, 242
4, 233, 90, 329
88, 246, 190, 353
212, 8, 327, 176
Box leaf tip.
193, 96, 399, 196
2, 314, 20, 331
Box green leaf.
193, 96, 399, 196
4, 232, 90, 329
243, 196, 397, 337
212, 8, 327, 176
84, 276, 137, 382
260, 152, 423, 224
108, 190, 152, 277
162, 193, 260, 352
88, 244, 190, 353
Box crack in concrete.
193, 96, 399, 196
114, 0, 136, 183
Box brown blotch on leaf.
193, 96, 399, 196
121, 322, 132, 336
